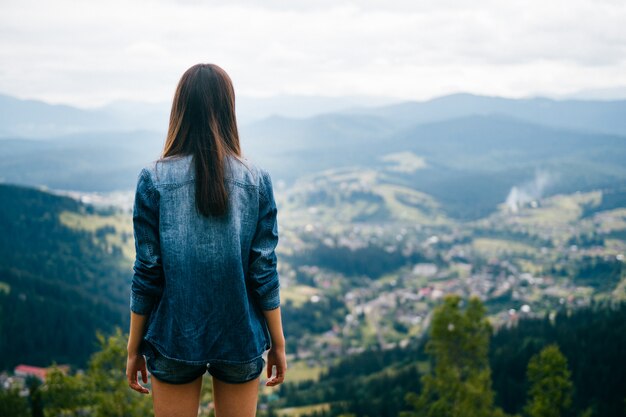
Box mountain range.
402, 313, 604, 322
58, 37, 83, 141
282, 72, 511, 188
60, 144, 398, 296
1, 91, 625, 220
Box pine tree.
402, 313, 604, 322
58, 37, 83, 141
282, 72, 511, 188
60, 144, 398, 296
523, 344, 573, 417
401, 294, 511, 417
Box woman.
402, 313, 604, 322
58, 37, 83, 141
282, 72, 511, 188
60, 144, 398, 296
125, 63, 287, 417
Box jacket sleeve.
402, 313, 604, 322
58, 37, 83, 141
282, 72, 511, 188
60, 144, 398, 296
130, 167, 164, 315
248, 168, 281, 311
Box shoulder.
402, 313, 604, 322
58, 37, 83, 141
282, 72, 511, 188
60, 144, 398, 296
234, 157, 276, 205
136, 153, 274, 191
225, 154, 274, 190
139, 154, 193, 187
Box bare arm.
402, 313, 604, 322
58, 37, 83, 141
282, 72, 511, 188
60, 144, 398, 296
127, 311, 148, 355
126, 311, 149, 394
263, 307, 287, 386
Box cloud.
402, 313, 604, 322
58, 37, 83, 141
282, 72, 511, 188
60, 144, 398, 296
1, 0, 625, 107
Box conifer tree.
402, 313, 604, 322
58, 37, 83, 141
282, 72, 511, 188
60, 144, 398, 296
523, 344, 573, 417
401, 294, 511, 417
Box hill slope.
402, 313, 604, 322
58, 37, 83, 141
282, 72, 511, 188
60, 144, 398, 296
0, 183, 132, 368
275, 300, 626, 417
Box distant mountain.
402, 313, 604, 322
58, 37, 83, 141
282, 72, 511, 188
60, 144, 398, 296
378, 114, 626, 219
5, 91, 626, 139
236, 94, 398, 124
0, 183, 131, 368
344, 92, 626, 136
98, 99, 169, 135
0, 93, 116, 138
245, 113, 626, 219
0, 93, 171, 138
0, 130, 163, 191
3, 91, 626, 220
0, 92, 397, 138
558, 85, 626, 101
3, 113, 626, 220
240, 112, 397, 173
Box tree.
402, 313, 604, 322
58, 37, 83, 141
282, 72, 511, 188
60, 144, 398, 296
87, 328, 154, 417
42, 366, 90, 416
41, 327, 153, 417
0, 387, 30, 417
523, 344, 573, 417
401, 294, 511, 417
24, 375, 44, 417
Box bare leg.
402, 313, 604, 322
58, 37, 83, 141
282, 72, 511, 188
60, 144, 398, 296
151, 374, 203, 417
212, 376, 260, 417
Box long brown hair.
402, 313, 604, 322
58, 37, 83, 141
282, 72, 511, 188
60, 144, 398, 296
161, 63, 241, 217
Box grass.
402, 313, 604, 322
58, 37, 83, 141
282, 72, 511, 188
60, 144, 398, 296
58, 210, 134, 262
284, 360, 326, 383
276, 402, 331, 417
374, 183, 450, 226
472, 237, 537, 257
278, 167, 455, 227
590, 207, 626, 232
515, 259, 544, 276
500, 191, 601, 227
380, 151, 428, 173
280, 285, 319, 308
603, 239, 626, 254
611, 278, 626, 301
449, 262, 472, 280
473, 191, 604, 247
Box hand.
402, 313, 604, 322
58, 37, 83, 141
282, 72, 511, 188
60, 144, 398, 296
126, 352, 150, 394
265, 345, 287, 387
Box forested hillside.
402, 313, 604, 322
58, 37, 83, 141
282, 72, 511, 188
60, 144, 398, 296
274, 299, 626, 417
0, 184, 130, 368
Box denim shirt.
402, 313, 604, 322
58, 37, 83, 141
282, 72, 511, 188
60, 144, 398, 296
130, 153, 280, 365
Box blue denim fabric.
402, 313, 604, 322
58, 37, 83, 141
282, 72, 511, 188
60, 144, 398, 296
130, 153, 280, 365
143, 339, 265, 384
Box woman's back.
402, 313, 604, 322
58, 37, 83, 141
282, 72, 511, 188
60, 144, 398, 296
126, 64, 285, 416
131, 152, 280, 364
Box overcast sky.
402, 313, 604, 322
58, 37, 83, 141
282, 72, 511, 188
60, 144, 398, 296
1, 0, 625, 108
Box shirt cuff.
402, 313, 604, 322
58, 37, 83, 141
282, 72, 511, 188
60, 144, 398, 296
130, 292, 156, 315
259, 285, 281, 311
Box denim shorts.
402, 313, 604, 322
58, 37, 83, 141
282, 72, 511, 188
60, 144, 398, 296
142, 340, 265, 385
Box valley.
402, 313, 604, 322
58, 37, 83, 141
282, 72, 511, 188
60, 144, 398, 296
34, 170, 625, 375
1, 92, 625, 416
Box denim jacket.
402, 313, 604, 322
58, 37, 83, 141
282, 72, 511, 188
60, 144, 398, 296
130, 153, 280, 365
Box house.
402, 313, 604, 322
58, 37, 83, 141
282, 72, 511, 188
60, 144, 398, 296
14, 364, 69, 382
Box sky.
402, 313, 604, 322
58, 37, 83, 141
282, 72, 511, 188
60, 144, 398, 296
1, 0, 625, 108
